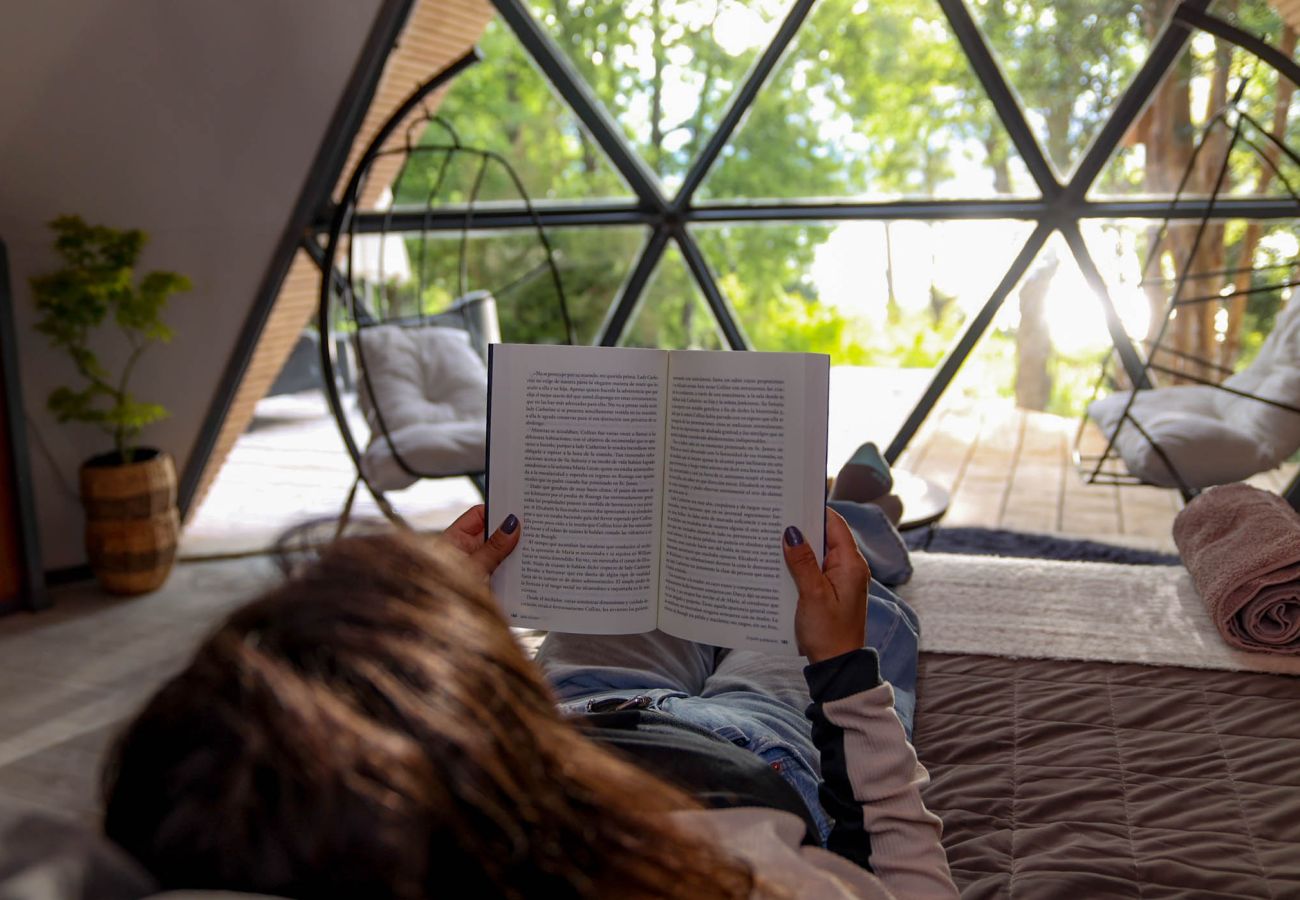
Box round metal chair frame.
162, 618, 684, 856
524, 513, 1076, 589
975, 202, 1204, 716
317, 57, 573, 526
1076, 24, 1300, 498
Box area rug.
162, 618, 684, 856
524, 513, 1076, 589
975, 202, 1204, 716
898, 553, 1300, 676
903, 526, 1180, 565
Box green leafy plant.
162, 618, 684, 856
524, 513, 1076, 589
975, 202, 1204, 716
29, 215, 191, 463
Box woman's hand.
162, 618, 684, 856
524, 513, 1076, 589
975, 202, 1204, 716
782, 508, 871, 664
436, 504, 521, 580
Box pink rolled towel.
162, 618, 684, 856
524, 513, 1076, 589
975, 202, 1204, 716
1174, 482, 1300, 654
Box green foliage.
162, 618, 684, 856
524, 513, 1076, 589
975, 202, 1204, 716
29, 216, 191, 463
376, 0, 1291, 419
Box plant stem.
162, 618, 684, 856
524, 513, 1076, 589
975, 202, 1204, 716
115, 340, 147, 463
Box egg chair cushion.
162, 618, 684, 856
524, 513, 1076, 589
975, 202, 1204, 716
1088, 386, 1277, 489
355, 323, 488, 491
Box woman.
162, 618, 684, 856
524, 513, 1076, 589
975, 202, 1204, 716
102, 507, 955, 899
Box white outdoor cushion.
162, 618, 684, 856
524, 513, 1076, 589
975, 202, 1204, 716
355, 323, 488, 491
1223, 291, 1300, 395
1088, 294, 1300, 488
1088, 387, 1274, 488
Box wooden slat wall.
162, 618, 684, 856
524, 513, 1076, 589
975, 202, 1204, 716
187, 0, 494, 517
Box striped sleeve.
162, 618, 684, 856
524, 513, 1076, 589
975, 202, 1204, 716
804, 649, 957, 899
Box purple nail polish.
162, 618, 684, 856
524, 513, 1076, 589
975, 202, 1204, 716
501, 514, 519, 534
784, 526, 804, 547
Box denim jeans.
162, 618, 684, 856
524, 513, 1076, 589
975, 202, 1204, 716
536, 580, 920, 845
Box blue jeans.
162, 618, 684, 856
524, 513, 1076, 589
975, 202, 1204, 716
536, 581, 920, 845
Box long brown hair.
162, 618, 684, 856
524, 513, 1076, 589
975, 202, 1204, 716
103, 533, 755, 899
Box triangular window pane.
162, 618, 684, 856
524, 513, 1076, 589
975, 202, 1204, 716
699, 0, 1037, 201
969, 0, 1155, 180
693, 218, 1034, 357
1092, 4, 1299, 199
386, 18, 633, 207
1080, 217, 1300, 377
620, 241, 725, 348
529, 0, 797, 194
894, 231, 1161, 536
691, 218, 1035, 467
355, 226, 646, 345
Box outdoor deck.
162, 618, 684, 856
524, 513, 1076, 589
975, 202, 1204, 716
898, 402, 1298, 553
182, 375, 1298, 559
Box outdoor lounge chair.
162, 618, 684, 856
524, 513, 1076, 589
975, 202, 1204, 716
354, 291, 496, 494
1076, 52, 1300, 500
1087, 292, 1300, 490
317, 57, 572, 528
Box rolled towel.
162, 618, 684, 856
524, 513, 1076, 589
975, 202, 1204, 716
1173, 482, 1300, 654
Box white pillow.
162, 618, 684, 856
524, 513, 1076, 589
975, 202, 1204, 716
1088, 386, 1217, 435
1220, 368, 1300, 462
354, 324, 488, 491
1088, 388, 1273, 488
1225, 295, 1300, 395
1089, 295, 1300, 488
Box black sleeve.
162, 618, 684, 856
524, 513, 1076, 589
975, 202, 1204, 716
803, 647, 883, 870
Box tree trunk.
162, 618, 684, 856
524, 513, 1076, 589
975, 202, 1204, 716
1144, 3, 1201, 382
1224, 25, 1297, 370
1016, 254, 1058, 411
1181, 33, 1232, 380
983, 131, 1012, 194
884, 223, 900, 324
650, 0, 665, 173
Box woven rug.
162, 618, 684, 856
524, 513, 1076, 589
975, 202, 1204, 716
903, 526, 1180, 565
897, 553, 1300, 675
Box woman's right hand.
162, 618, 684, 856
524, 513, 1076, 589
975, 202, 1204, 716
782, 508, 871, 664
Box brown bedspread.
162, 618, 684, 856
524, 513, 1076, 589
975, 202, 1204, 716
915, 653, 1300, 899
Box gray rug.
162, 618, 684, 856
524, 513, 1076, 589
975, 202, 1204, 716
905, 527, 1180, 566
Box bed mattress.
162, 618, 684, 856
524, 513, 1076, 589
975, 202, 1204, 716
915, 652, 1300, 898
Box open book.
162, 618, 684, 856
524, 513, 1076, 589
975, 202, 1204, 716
486, 344, 829, 654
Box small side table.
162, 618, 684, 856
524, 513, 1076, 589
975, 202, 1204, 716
893, 469, 950, 533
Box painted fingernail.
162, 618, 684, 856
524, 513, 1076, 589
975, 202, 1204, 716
784, 526, 804, 546
501, 514, 519, 534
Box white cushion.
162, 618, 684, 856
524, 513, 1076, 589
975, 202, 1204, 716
1088, 293, 1300, 488
1221, 368, 1300, 448
1225, 294, 1300, 395
355, 324, 488, 491
1088, 387, 1274, 488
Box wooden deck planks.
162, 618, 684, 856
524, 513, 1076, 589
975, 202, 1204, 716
904, 401, 1200, 551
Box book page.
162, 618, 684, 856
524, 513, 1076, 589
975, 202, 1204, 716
657, 351, 829, 654
487, 344, 665, 634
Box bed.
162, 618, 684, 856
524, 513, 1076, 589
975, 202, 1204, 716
914, 642, 1300, 897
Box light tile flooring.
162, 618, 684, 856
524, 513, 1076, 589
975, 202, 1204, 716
0, 558, 282, 822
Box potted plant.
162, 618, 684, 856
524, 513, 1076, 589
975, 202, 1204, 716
30, 216, 191, 595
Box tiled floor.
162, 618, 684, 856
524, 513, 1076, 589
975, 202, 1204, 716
183, 368, 938, 558
0, 558, 282, 822
180, 392, 481, 559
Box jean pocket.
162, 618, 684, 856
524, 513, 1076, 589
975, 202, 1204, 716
712, 724, 749, 746
757, 746, 832, 845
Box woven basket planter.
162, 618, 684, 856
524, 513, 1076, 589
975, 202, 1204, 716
79, 449, 179, 595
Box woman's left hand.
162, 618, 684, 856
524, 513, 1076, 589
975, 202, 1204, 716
436, 504, 521, 579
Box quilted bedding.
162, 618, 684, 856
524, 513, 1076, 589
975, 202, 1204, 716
915, 653, 1300, 899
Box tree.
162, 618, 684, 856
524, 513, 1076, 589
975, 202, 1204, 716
1126, 0, 1296, 383
376, 0, 1296, 418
